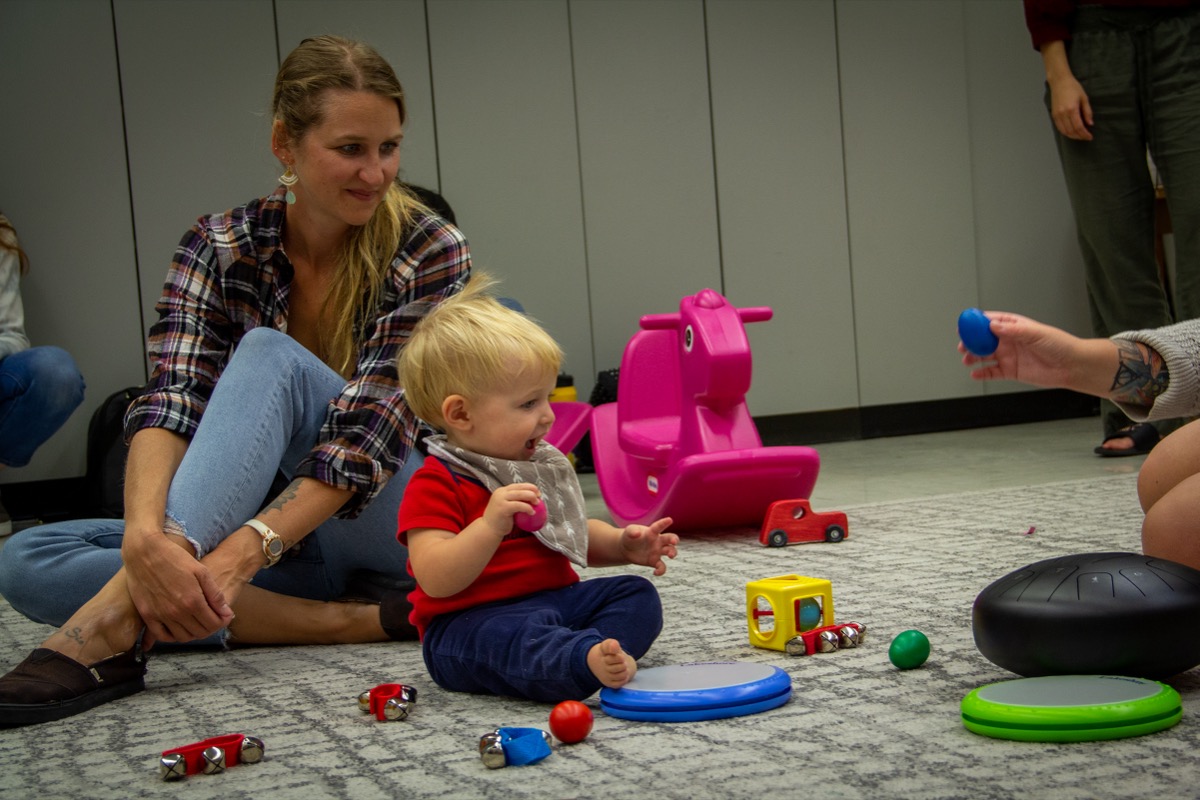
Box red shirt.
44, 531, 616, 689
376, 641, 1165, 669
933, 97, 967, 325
397, 457, 580, 637
1023, 0, 1198, 50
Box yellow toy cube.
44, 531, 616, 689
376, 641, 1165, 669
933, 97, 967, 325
746, 574, 834, 652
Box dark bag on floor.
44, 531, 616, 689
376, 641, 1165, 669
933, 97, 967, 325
85, 386, 141, 518
573, 368, 619, 473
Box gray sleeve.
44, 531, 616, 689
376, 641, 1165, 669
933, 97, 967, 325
0, 245, 30, 360
1111, 319, 1200, 421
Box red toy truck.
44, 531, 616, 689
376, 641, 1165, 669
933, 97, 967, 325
759, 499, 848, 547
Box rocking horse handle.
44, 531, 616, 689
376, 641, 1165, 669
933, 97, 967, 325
638, 305, 774, 330
738, 307, 773, 324
639, 312, 680, 330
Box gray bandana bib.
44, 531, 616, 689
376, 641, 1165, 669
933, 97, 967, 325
423, 435, 590, 567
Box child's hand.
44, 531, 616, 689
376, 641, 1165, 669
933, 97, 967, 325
482, 483, 542, 538
619, 517, 679, 576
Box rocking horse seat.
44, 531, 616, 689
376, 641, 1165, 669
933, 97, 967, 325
618, 417, 679, 462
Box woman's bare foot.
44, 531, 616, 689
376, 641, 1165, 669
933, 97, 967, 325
587, 638, 637, 689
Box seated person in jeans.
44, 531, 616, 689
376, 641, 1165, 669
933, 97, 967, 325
0, 212, 85, 535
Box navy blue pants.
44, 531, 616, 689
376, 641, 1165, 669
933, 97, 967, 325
422, 574, 662, 703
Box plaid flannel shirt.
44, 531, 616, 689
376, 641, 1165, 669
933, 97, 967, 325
125, 189, 471, 517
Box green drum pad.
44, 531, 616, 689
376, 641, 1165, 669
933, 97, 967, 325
961, 675, 1181, 742
600, 662, 792, 722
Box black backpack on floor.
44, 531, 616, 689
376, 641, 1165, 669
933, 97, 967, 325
573, 368, 619, 473
84, 386, 141, 518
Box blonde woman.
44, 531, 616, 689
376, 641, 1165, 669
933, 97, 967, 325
0, 36, 469, 726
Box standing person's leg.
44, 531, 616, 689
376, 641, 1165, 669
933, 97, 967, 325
1052, 16, 1173, 444
1147, 10, 1200, 325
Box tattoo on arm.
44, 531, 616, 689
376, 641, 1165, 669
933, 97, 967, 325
1110, 340, 1168, 407
261, 479, 302, 516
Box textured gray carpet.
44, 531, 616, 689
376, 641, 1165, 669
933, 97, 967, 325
2, 473, 1199, 799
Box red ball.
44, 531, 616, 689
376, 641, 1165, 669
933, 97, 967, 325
549, 700, 593, 743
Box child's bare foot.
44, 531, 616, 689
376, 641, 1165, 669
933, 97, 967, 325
587, 638, 637, 689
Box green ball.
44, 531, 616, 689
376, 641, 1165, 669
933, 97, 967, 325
888, 629, 930, 670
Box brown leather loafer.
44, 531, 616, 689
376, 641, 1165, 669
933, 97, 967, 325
0, 643, 147, 728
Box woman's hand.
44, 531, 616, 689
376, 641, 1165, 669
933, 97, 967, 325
1048, 73, 1093, 140
960, 311, 1118, 399
1041, 41, 1093, 141
121, 526, 234, 646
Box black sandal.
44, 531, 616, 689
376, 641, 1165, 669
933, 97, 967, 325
1094, 423, 1160, 458
0, 637, 147, 728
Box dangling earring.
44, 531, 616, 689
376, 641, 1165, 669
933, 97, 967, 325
280, 164, 298, 205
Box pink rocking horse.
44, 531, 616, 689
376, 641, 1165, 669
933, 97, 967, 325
589, 289, 821, 531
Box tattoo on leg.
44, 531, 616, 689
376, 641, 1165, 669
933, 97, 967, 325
1111, 341, 1168, 407
61, 626, 85, 646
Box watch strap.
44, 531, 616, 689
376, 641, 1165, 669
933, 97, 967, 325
244, 518, 284, 567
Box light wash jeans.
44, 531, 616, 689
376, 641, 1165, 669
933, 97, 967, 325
0, 346, 85, 467
0, 329, 417, 646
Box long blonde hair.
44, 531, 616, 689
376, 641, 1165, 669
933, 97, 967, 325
272, 35, 426, 377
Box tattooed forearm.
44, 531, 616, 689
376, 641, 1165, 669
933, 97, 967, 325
261, 479, 303, 515
1110, 340, 1168, 407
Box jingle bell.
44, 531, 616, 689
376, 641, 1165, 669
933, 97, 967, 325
383, 698, 410, 721
480, 742, 507, 769
201, 745, 226, 775
240, 735, 265, 765
478, 729, 503, 755
159, 753, 187, 782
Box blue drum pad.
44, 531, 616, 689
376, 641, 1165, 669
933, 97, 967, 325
599, 662, 792, 722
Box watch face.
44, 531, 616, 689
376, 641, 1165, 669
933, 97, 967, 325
267, 537, 283, 557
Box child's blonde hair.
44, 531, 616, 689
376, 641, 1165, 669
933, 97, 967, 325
399, 273, 563, 429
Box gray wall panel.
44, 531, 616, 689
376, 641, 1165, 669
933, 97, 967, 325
839, 0, 980, 406
427, 0, 594, 392
570, 0, 722, 374
114, 0, 279, 333
0, 0, 143, 482
707, 0, 858, 416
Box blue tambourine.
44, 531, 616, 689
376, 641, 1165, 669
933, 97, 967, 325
599, 662, 792, 723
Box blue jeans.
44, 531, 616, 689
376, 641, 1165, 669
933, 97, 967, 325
421, 575, 662, 702
0, 346, 85, 467
0, 329, 417, 645
1050, 7, 1200, 434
